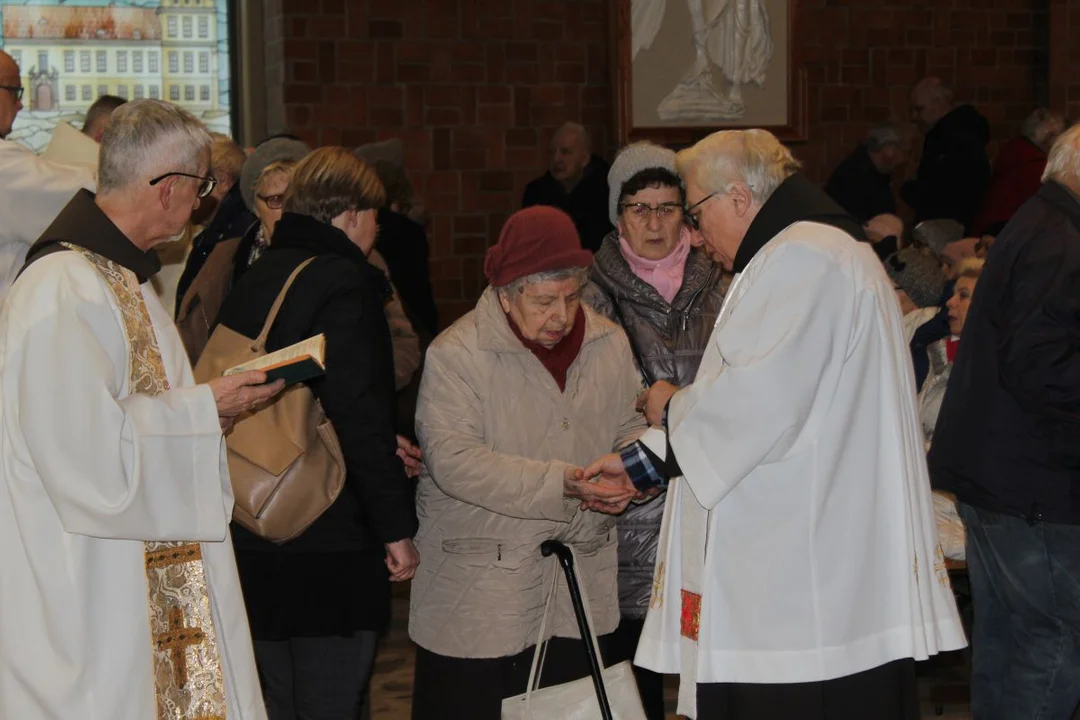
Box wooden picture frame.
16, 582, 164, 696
613, 0, 807, 147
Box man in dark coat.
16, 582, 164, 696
824, 123, 907, 223
522, 122, 613, 252
901, 78, 991, 233
928, 125, 1080, 720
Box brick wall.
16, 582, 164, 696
268, 0, 1044, 327
1049, 0, 1080, 120
795, 0, 1044, 183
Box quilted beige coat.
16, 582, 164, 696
409, 287, 647, 658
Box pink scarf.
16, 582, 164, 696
618, 227, 692, 304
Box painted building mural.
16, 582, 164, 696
0, 0, 232, 152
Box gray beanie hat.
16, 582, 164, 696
607, 141, 682, 225
239, 137, 310, 211
884, 247, 947, 309
355, 138, 404, 169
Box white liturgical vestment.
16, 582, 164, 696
0, 244, 266, 718
635, 222, 967, 717
0, 138, 95, 301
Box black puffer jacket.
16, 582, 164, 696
584, 232, 727, 618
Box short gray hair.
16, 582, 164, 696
866, 123, 903, 152
98, 99, 212, 194
1043, 124, 1080, 186
676, 128, 801, 206
553, 122, 591, 153
496, 267, 590, 298
1021, 108, 1068, 152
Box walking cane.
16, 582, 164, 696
540, 539, 615, 720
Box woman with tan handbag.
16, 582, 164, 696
214, 147, 419, 719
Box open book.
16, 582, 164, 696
224, 334, 326, 386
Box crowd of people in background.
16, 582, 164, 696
1, 40, 1079, 719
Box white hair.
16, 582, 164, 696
1042, 124, 1080, 185
497, 267, 590, 297
1021, 108, 1068, 152
675, 129, 801, 206
866, 123, 904, 152
98, 99, 212, 194
553, 122, 592, 154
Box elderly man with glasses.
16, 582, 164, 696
0, 99, 279, 720
0, 49, 96, 302
581, 129, 966, 720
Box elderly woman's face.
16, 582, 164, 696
255, 172, 288, 239
499, 275, 583, 349
617, 184, 684, 261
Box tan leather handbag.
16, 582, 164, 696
193, 257, 346, 544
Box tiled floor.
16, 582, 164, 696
368, 584, 971, 719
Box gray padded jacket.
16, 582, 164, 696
583, 231, 728, 618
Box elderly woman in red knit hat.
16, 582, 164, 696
407, 206, 648, 719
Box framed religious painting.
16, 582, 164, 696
613, 0, 807, 146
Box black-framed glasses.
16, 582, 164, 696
0, 85, 23, 102
619, 202, 683, 223
149, 172, 217, 199
256, 193, 285, 210
684, 192, 718, 231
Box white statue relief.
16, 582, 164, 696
631, 0, 774, 121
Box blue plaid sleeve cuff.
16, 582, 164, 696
621, 442, 666, 492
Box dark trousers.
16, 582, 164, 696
254, 631, 379, 720
411, 633, 619, 720
696, 658, 919, 720
960, 502, 1080, 719
611, 616, 667, 720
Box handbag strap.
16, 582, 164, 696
524, 545, 606, 698
250, 257, 317, 352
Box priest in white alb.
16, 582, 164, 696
0, 99, 281, 720
580, 129, 967, 719
0, 49, 96, 302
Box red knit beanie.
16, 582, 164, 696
484, 206, 593, 287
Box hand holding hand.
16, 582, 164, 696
396, 435, 423, 478
636, 380, 679, 427
208, 371, 285, 420
569, 455, 643, 514
385, 538, 420, 581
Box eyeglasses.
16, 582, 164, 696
619, 202, 683, 223
256, 193, 285, 210
0, 85, 23, 102
148, 171, 217, 199
683, 193, 718, 231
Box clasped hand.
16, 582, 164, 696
563, 453, 656, 515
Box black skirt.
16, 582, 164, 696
233, 547, 391, 641
695, 658, 920, 720
411, 634, 621, 720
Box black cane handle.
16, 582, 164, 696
539, 540, 614, 720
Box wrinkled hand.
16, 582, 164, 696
567, 456, 641, 515
636, 380, 678, 427
385, 538, 420, 581
208, 371, 285, 424
396, 435, 423, 478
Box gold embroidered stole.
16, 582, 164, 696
67, 244, 228, 720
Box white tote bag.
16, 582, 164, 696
501, 547, 647, 720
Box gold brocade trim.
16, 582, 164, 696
650, 561, 664, 609
65, 245, 228, 720
146, 544, 203, 570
